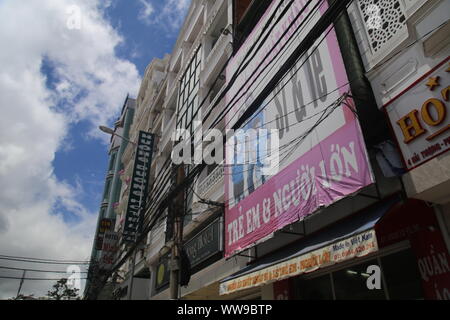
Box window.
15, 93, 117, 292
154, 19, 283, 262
176, 46, 202, 136
108, 152, 117, 172
289, 249, 424, 300
294, 274, 333, 300
233, 0, 272, 52
380, 249, 423, 300
333, 259, 386, 300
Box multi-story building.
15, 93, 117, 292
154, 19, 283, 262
90, 0, 450, 300
85, 96, 136, 299
346, 0, 450, 299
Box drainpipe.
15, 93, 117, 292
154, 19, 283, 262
328, 0, 390, 147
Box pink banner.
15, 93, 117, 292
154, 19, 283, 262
224, 0, 374, 257
225, 118, 373, 257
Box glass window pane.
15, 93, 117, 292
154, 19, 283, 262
380, 249, 424, 300
333, 259, 386, 300
186, 111, 192, 128
190, 76, 195, 94
294, 274, 333, 300
196, 66, 201, 82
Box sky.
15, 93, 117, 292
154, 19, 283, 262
0, 0, 191, 299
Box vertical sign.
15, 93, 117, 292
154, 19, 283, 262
123, 131, 155, 243
95, 218, 114, 250
99, 231, 120, 271
411, 227, 450, 300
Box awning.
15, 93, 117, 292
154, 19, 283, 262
219, 194, 402, 295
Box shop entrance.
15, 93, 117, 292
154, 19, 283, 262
293, 247, 423, 300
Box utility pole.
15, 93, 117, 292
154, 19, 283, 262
169, 164, 185, 300
16, 270, 26, 299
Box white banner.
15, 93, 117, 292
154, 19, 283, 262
220, 229, 378, 295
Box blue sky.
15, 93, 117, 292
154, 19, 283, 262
53, 1, 189, 220
0, 0, 190, 298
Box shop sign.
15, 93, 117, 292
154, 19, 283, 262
220, 229, 378, 295
410, 228, 450, 300
123, 131, 155, 243
375, 198, 439, 248
95, 218, 115, 251
273, 279, 293, 300
155, 254, 170, 290
384, 57, 450, 170
99, 231, 119, 271
224, 0, 373, 258
184, 219, 222, 268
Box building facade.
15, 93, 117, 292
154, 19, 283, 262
88, 0, 450, 300
85, 96, 136, 299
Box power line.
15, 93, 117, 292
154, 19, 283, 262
0, 257, 90, 265
0, 276, 88, 281
153, 2, 327, 213
0, 254, 89, 263
0, 266, 88, 274
85, 0, 362, 297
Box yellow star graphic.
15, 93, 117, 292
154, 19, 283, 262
426, 76, 440, 91
446, 63, 450, 72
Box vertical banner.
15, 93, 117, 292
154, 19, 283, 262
224, 0, 374, 257
123, 131, 155, 243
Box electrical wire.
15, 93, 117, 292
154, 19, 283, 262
0, 256, 90, 265
0, 266, 88, 274
0, 254, 89, 263
89, 0, 438, 296
0, 276, 88, 281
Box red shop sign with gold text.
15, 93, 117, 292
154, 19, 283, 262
410, 227, 450, 300
384, 57, 450, 170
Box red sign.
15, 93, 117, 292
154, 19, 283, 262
273, 279, 293, 300
410, 228, 450, 300
375, 197, 450, 299
375, 198, 438, 248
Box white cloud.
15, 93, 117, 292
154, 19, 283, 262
138, 0, 191, 32
0, 0, 141, 299
138, 0, 155, 25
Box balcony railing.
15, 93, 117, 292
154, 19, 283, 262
197, 165, 224, 199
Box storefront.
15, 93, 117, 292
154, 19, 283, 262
220, 194, 450, 300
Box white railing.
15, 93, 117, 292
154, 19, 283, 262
197, 165, 224, 198
202, 32, 232, 85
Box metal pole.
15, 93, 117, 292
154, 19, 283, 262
169, 165, 185, 300
16, 270, 26, 299
126, 241, 138, 300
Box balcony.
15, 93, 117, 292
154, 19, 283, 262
159, 114, 176, 152
197, 165, 224, 200
145, 218, 167, 265
201, 31, 233, 87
